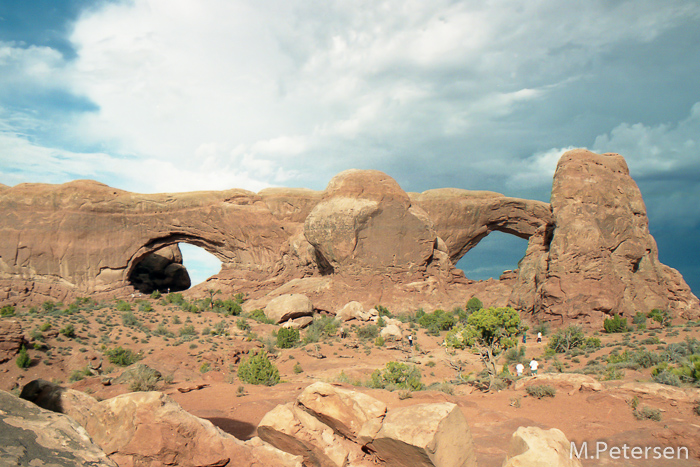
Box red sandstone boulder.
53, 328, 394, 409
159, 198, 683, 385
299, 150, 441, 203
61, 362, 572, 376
0, 319, 26, 363
502, 426, 582, 467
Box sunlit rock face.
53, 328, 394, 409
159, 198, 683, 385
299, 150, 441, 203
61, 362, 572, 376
0, 151, 697, 322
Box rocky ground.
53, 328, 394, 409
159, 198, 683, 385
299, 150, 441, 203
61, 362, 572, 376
1, 294, 700, 466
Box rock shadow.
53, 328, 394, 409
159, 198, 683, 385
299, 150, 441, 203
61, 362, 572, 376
206, 417, 257, 441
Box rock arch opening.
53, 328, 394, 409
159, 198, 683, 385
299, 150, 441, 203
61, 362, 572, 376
178, 243, 223, 288
455, 231, 528, 281
126, 235, 225, 294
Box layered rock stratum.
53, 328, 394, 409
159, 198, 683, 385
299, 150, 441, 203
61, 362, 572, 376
0, 149, 697, 324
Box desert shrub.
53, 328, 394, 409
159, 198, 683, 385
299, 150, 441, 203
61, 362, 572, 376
634, 406, 661, 421
356, 324, 379, 340
632, 349, 663, 368
248, 309, 273, 324
237, 351, 280, 386
150, 290, 162, 299
604, 314, 629, 333
139, 302, 153, 312
694, 401, 700, 416
200, 363, 211, 373
216, 299, 242, 316
584, 337, 602, 349
633, 311, 647, 325
121, 312, 139, 327
236, 318, 251, 331
59, 324, 76, 338
652, 369, 682, 387
39, 322, 51, 332
154, 324, 174, 338
16, 346, 30, 369
375, 305, 392, 317
532, 321, 550, 337
116, 300, 132, 312
369, 361, 423, 391
293, 362, 303, 374
647, 308, 671, 327
178, 325, 197, 337
504, 345, 526, 364
374, 335, 385, 347
276, 327, 300, 349
165, 293, 186, 306
42, 301, 56, 312
525, 384, 556, 399
303, 316, 339, 344
548, 325, 585, 353
129, 365, 161, 391
1, 305, 15, 317
418, 309, 455, 334
105, 346, 140, 366
466, 297, 483, 314
69, 366, 92, 382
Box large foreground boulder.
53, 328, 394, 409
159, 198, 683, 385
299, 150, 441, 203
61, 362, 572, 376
296, 382, 387, 444
368, 402, 477, 467
20, 380, 302, 467
0, 390, 117, 466
502, 426, 582, 467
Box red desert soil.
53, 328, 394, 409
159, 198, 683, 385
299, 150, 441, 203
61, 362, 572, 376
2, 296, 699, 467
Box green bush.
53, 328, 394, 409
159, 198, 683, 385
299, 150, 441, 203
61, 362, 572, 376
303, 316, 339, 344
237, 351, 280, 386
154, 324, 174, 338
375, 305, 392, 317
16, 346, 31, 369
42, 301, 56, 312
466, 297, 483, 313
236, 319, 251, 331
129, 365, 161, 391
548, 325, 585, 353
105, 346, 140, 366
39, 322, 51, 332
59, 324, 76, 338
504, 345, 526, 364
178, 325, 197, 337
525, 384, 556, 399
276, 327, 300, 349
69, 366, 93, 382
150, 290, 162, 299
647, 309, 671, 327
652, 369, 682, 387
356, 324, 379, 340
165, 293, 186, 306
369, 361, 423, 391
604, 314, 629, 333
374, 335, 385, 347
248, 309, 273, 324
293, 362, 303, 374
216, 299, 243, 316
584, 337, 602, 349
121, 312, 140, 327
1, 305, 16, 317
116, 300, 132, 312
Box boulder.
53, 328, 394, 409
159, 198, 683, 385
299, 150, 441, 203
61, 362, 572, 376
258, 402, 355, 467
502, 426, 582, 467
304, 170, 438, 275
81, 391, 302, 467
336, 301, 365, 322
0, 390, 117, 466
368, 402, 477, 467
380, 324, 404, 342
513, 373, 603, 394
128, 244, 191, 294
283, 315, 314, 329
0, 319, 26, 363
296, 382, 387, 443
20, 379, 98, 427
265, 294, 314, 324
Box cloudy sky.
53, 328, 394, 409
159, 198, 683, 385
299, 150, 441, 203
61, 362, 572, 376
1, 0, 699, 293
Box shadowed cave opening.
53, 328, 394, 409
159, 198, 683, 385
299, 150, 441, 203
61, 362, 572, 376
127, 243, 222, 294
456, 231, 528, 281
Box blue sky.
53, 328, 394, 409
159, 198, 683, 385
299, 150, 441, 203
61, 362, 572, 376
1, 1, 699, 293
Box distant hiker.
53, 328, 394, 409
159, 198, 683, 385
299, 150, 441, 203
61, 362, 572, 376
339, 327, 347, 338
515, 362, 524, 377
536, 332, 542, 343
529, 358, 539, 375
522, 333, 527, 344
408, 334, 414, 348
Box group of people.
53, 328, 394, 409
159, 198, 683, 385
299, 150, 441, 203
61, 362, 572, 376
514, 330, 544, 376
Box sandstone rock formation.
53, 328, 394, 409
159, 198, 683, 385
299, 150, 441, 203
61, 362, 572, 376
502, 426, 582, 467
368, 402, 477, 467
0, 150, 697, 322
128, 244, 191, 293
259, 382, 477, 467
0, 390, 117, 467
510, 149, 699, 323
20, 380, 302, 467
265, 294, 314, 324
0, 319, 26, 363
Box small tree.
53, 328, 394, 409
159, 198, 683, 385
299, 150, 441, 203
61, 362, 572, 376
466, 297, 483, 314
16, 345, 31, 369
603, 314, 629, 333
276, 327, 300, 349
548, 325, 585, 353
237, 351, 280, 386
445, 306, 523, 390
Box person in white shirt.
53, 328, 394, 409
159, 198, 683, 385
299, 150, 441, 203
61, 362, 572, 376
515, 362, 524, 377
536, 332, 542, 343
529, 359, 539, 375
